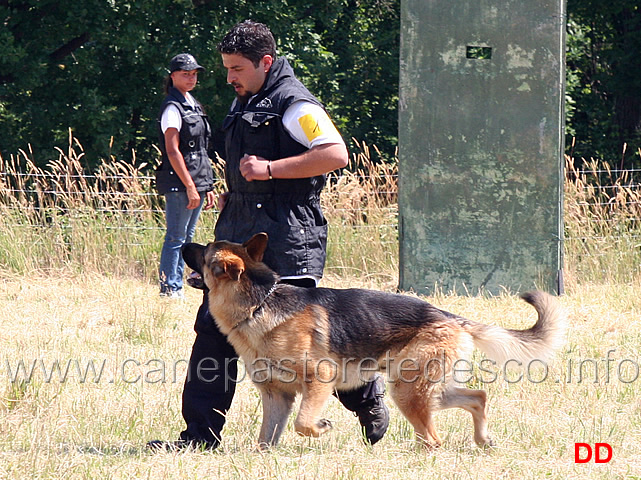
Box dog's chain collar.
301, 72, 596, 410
232, 281, 279, 331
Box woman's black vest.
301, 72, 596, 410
214, 57, 332, 278
155, 87, 214, 194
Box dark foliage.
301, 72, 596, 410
566, 0, 641, 167
0, 0, 399, 168
1, 1, 639, 170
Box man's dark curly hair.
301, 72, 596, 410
217, 20, 278, 67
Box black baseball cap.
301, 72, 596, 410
169, 53, 205, 73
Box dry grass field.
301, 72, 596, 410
1, 273, 640, 480
1, 142, 641, 478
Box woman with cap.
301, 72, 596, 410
156, 53, 215, 298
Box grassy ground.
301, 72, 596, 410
2, 142, 641, 477
1, 274, 640, 479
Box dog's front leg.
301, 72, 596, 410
257, 388, 296, 450
294, 380, 334, 438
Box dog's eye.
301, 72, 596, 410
213, 265, 225, 277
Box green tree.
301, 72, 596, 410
4, 0, 641, 172
0, 0, 227, 166
566, 0, 641, 167
0, 0, 399, 168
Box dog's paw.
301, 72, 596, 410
317, 418, 333, 432
477, 437, 496, 449
254, 441, 271, 453
295, 418, 333, 437
419, 439, 442, 451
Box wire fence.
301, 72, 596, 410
1, 149, 640, 282
0, 173, 399, 240
0, 143, 400, 279
563, 160, 641, 283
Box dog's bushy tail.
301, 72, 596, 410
462, 291, 567, 364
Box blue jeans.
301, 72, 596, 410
159, 191, 205, 293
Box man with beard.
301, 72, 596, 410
148, 20, 389, 451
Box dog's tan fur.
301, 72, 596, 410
183, 233, 567, 450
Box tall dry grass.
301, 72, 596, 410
0, 134, 398, 284
322, 140, 398, 287
0, 135, 161, 276
3, 135, 641, 286
564, 154, 641, 286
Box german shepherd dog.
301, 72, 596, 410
182, 233, 566, 450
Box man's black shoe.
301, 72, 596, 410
355, 375, 390, 445
146, 439, 217, 452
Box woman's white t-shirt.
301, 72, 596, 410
160, 92, 197, 133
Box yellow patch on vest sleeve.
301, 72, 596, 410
298, 113, 324, 142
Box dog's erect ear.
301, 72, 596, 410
243, 232, 269, 262
223, 257, 245, 282
182, 243, 206, 274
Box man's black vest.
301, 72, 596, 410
214, 58, 332, 278
220, 57, 326, 196
155, 87, 214, 194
